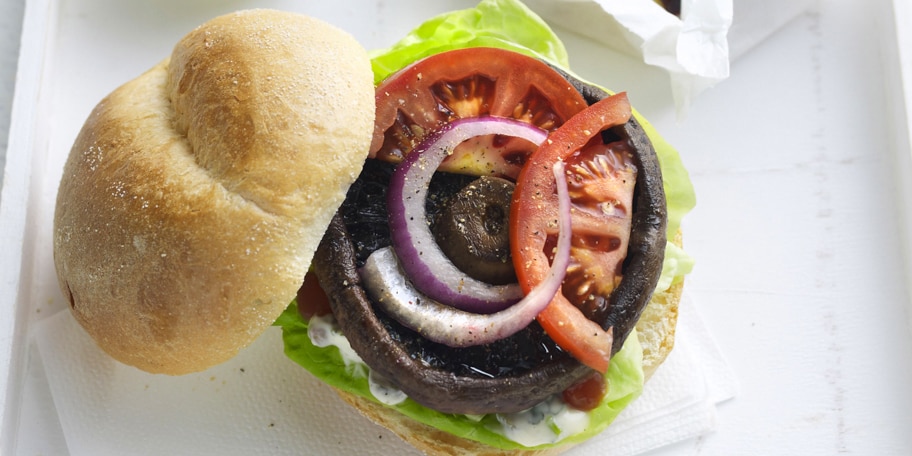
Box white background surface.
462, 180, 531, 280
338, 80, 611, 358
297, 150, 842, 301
3, 0, 912, 455
0, 0, 26, 196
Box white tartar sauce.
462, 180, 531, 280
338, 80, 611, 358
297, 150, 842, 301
307, 314, 364, 369
493, 395, 590, 447
307, 314, 589, 445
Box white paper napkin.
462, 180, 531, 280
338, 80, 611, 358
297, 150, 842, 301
525, 0, 816, 115
525, 0, 733, 114
32, 293, 736, 456
596, 294, 738, 456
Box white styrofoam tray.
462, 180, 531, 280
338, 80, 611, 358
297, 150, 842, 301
3, 0, 912, 454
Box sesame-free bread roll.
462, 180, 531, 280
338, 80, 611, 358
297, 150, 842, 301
53, 10, 375, 375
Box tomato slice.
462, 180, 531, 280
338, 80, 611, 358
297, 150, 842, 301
511, 93, 636, 373
296, 271, 332, 320
562, 370, 608, 411
371, 47, 588, 178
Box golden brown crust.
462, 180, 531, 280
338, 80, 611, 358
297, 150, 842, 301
334, 232, 685, 455
53, 10, 374, 375
639, 231, 684, 380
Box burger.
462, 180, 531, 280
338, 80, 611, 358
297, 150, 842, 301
52, 1, 696, 455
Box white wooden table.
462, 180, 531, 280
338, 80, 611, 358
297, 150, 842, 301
2, 0, 911, 454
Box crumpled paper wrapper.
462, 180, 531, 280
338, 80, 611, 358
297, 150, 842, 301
525, 0, 733, 113
525, 0, 814, 113
32, 293, 736, 456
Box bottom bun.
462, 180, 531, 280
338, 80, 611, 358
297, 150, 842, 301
332, 234, 685, 456
335, 390, 573, 456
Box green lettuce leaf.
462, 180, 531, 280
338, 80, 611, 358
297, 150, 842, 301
369, 0, 570, 83
277, 302, 644, 450
278, 0, 696, 450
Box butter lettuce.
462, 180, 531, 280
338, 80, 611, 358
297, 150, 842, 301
277, 302, 643, 451
369, 0, 569, 83
278, 0, 696, 450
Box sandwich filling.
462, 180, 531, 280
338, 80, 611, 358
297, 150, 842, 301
278, 0, 695, 450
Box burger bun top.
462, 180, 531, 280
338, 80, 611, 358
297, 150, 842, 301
53, 9, 375, 375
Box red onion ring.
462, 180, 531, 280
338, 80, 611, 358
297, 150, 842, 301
362, 162, 573, 346
387, 117, 548, 313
